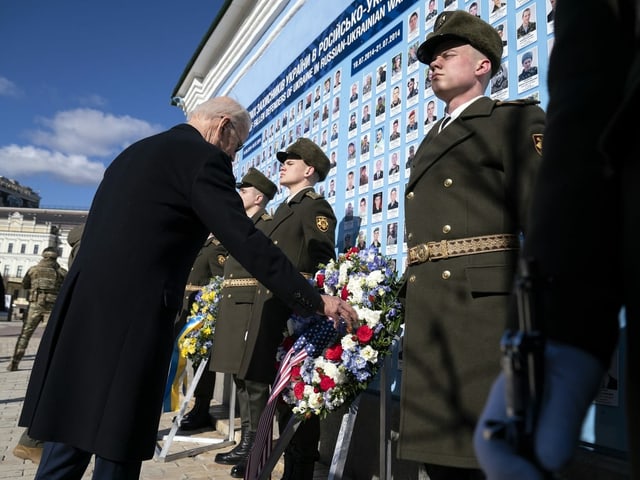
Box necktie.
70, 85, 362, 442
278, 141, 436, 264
439, 115, 452, 134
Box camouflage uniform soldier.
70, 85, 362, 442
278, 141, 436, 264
7, 247, 67, 371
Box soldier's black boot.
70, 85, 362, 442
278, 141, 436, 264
179, 397, 212, 431
7, 348, 25, 372
215, 426, 255, 465
229, 457, 248, 478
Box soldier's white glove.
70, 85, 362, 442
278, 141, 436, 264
473, 341, 605, 480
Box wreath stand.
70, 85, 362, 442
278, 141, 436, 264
155, 356, 237, 462
256, 346, 396, 480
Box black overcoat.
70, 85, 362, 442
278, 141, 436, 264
19, 124, 322, 462
398, 97, 545, 468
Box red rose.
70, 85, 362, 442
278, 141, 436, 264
316, 273, 325, 288
291, 365, 301, 380
294, 381, 305, 399
356, 324, 374, 343
325, 344, 343, 361
341, 285, 349, 300
320, 375, 336, 391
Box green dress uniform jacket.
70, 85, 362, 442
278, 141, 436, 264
209, 209, 273, 379
211, 188, 336, 384
398, 96, 545, 468
187, 236, 228, 286
175, 236, 228, 337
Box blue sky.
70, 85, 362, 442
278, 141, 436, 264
0, 0, 225, 209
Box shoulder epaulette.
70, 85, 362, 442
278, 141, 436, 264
496, 98, 540, 107
260, 213, 273, 221
305, 190, 322, 200
211, 237, 221, 246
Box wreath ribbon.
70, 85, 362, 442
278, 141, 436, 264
162, 314, 204, 412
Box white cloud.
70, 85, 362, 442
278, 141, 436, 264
0, 144, 105, 185
0, 76, 21, 97
27, 108, 163, 157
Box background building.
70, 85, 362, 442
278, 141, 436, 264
0, 206, 87, 320
0, 176, 41, 208
61, 0, 623, 477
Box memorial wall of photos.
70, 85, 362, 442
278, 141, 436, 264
231, 1, 630, 454
235, 0, 555, 274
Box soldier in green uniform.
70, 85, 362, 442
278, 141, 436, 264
399, 11, 545, 480
209, 167, 278, 477
475, 1, 640, 478
212, 139, 336, 480
8, 247, 67, 372
175, 233, 229, 430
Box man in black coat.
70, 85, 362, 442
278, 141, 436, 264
18, 96, 357, 480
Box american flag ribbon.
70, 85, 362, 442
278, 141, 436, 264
244, 318, 337, 480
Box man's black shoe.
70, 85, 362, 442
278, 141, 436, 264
230, 458, 247, 478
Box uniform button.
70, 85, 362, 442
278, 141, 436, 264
442, 270, 451, 279
274, 240, 279, 245
227, 294, 232, 298
444, 178, 453, 187
409, 275, 416, 282
407, 232, 413, 240
257, 289, 261, 294
406, 191, 415, 199
442, 225, 451, 234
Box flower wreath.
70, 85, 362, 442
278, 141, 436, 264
178, 275, 224, 367
277, 247, 404, 419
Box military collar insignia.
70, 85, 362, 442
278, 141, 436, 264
532, 134, 543, 156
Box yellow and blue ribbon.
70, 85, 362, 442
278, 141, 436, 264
162, 314, 204, 412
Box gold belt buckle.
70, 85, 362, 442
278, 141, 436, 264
414, 243, 430, 263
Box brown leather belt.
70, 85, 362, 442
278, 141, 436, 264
407, 234, 520, 265
222, 278, 259, 288
222, 272, 313, 289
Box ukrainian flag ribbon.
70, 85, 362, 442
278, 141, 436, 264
163, 314, 204, 412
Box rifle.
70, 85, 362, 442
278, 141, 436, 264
484, 257, 556, 477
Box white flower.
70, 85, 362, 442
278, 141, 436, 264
360, 345, 379, 362
354, 306, 382, 327
366, 270, 384, 287
322, 362, 346, 383
341, 334, 358, 351
347, 277, 364, 302
338, 261, 352, 285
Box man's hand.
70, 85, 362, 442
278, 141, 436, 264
473, 341, 605, 479
320, 294, 358, 331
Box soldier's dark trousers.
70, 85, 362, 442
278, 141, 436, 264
8, 304, 47, 370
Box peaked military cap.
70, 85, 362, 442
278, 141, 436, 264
276, 137, 330, 181
236, 167, 277, 200
417, 10, 503, 76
